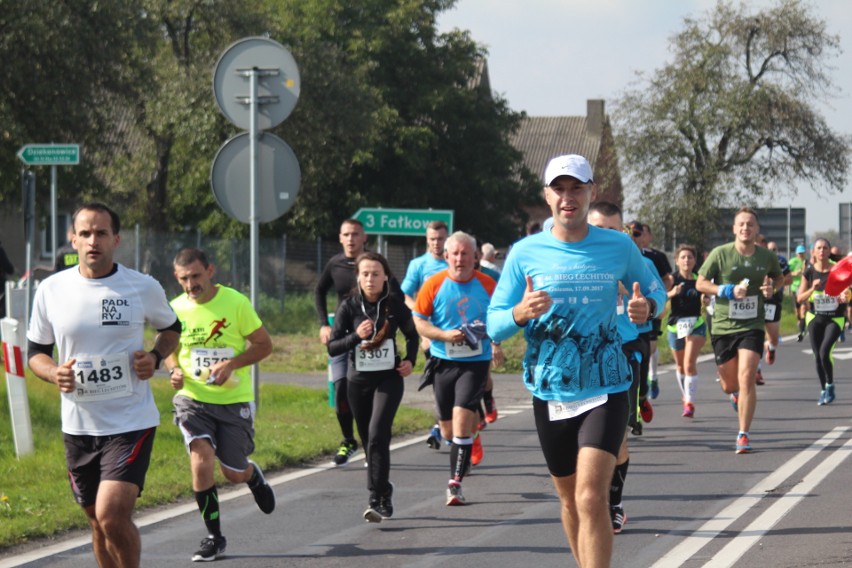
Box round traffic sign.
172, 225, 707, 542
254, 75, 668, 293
210, 132, 301, 224
213, 36, 300, 130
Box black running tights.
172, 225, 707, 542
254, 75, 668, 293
347, 374, 404, 496
807, 316, 841, 389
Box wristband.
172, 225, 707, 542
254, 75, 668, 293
149, 349, 164, 370
645, 298, 657, 321
717, 284, 736, 299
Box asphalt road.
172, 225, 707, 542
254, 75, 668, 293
4, 335, 852, 567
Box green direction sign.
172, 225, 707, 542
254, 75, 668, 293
17, 144, 80, 166
353, 208, 454, 236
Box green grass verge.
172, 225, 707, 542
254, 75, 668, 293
0, 375, 431, 550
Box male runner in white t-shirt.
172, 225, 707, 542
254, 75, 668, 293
28, 203, 180, 568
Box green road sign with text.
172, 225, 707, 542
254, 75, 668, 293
17, 144, 80, 166
353, 208, 454, 236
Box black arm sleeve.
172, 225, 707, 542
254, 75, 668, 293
327, 301, 361, 357
392, 296, 418, 365
158, 318, 182, 333
314, 263, 334, 327
400, 316, 418, 366
388, 275, 404, 301
28, 340, 54, 358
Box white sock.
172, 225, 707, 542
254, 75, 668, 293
649, 350, 659, 381
684, 375, 697, 403
675, 371, 685, 395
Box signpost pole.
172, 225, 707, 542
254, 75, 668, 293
51, 164, 57, 267
213, 37, 302, 411
249, 68, 260, 406
22, 171, 35, 336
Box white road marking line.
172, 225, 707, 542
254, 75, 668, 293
2, 401, 541, 568
0, 434, 432, 568
651, 427, 848, 568
704, 435, 852, 568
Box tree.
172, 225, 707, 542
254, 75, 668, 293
613, 0, 850, 249
0, 1, 156, 207
264, 0, 539, 244
107, 0, 270, 233
1, 0, 537, 245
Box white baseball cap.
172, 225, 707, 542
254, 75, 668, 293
543, 154, 594, 186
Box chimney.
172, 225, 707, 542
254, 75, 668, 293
587, 99, 604, 137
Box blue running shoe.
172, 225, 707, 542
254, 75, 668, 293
736, 433, 752, 454
649, 379, 660, 400
426, 425, 442, 450
825, 384, 836, 404
730, 393, 739, 412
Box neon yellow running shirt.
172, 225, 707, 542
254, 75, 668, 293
171, 286, 263, 404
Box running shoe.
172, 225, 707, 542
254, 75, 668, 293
797, 332, 805, 343
730, 392, 739, 412
610, 505, 627, 534
333, 439, 358, 466
426, 425, 442, 450
363, 494, 382, 523
825, 384, 836, 404
247, 460, 276, 514
649, 379, 660, 400
735, 433, 752, 454
765, 345, 776, 365
192, 535, 227, 562
377, 482, 394, 519
818, 390, 827, 406
485, 406, 498, 423
631, 421, 643, 436
639, 398, 653, 423
471, 434, 483, 466
682, 402, 695, 418
446, 481, 466, 506
755, 369, 765, 385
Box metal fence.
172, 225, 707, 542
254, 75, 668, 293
110, 227, 430, 304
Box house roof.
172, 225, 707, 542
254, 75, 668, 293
511, 115, 602, 183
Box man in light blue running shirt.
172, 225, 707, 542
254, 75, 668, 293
402, 220, 450, 449
401, 220, 449, 309
487, 154, 665, 567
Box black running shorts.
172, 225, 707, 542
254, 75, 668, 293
64, 427, 156, 508
532, 390, 629, 478
711, 329, 765, 365
432, 359, 489, 421
763, 300, 783, 323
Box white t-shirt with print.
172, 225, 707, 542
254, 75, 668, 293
28, 264, 177, 436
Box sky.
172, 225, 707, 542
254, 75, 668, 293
437, 0, 852, 240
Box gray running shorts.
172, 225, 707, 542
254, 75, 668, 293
173, 395, 255, 471
330, 351, 349, 383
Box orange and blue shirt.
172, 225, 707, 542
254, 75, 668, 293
413, 269, 496, 362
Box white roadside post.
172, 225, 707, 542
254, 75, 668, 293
2, 284, 34, 457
